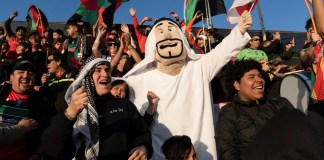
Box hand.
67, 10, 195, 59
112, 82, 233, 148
275, 64, 285, 72
143, 16, 152, 22
263, 41, 271, 47
237, 10, 252, 34
123, 33, 131, 46
146, 91, 158, 115
170, 11, 179, 19
128, 145, 147, 160
100, 22, 107, 30
259, 60, 270, 71
290, 37, 295, 47
272, 31, 281, 40
10, 11, 18, 19
18, 118, 38, 133
129, 8, 136, 16
97, 26, 106, 37
66, 86, 88, 119
41, 73, 49, 85
193, 11, 203, 19
121, 24, 130, 34
288, 65, 298, 71
311, 32, 322, 43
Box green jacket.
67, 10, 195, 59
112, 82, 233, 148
236, 48, 268, 61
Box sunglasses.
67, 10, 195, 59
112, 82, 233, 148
252, 39, 260, 42
47, 59, 55, 64
108, 43, 116, 46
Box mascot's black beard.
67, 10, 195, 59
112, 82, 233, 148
156, 38, 183, 59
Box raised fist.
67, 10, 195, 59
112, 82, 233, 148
237, 10, 252, 34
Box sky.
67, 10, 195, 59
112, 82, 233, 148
0, 0, 313, 32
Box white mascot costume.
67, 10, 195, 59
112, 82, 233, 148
124, 11, 252, 160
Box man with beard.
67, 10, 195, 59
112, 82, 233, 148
4, 11, 27, 60
123, 11, 252, 159
0, 60, 48, 160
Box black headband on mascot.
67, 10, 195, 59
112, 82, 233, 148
153, 17, 181, 28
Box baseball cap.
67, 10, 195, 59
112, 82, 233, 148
12, 60, 36, 73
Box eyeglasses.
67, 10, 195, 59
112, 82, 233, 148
252, 39, 260, 42
47, 59, 55, 64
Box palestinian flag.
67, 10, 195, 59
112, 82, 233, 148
184, 0, 226, 26
227, 0, 258, 24
67, 0, 129, 30
26, 5, 49, 37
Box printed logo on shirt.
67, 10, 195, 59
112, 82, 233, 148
109, 107, 124, 114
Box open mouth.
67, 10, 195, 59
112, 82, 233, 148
159, 42, 178, 49
99, 79, 110, 86
20, 79, 30, 85
156, 38, 183, 59
253, 85, 264, 93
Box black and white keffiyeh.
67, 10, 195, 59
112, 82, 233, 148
65, 56, 109, 160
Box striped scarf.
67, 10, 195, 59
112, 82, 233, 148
62, 35, 86, 62
65, 56, 109, 159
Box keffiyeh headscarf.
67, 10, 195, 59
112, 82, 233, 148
65, 56, 110, 160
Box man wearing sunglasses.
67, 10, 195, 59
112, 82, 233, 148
236, 34, 268, 61
39, 54, 75, 114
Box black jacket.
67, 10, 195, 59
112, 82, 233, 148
245, 107, 324, 160
215, 96, 294, 160
41, 72, 74, 114
39, 94, 153, 160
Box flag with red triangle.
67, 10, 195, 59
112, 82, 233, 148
67, 0, 129, 30
26, 5, 49, 37
227, 0, 258, 24
184, 0, 226, 26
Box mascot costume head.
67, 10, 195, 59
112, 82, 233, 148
124, 18, 202, 76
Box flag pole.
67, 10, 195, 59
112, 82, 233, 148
303, 0, 317, 33
202, 15, 207, 53
205, 0, 213, 28
205, 0, 212, 51
248, 1, 256, 13
256, 0, 266, 41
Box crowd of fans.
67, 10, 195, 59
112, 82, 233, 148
0, 1, 324, 159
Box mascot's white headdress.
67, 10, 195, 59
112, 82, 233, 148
124, 18, 203, 77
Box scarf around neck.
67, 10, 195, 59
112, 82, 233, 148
65, 57, 109, 160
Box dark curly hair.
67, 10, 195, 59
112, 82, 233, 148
226, 59, 264, 96
162, 135, 194, 160
305, 18, 312, 30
